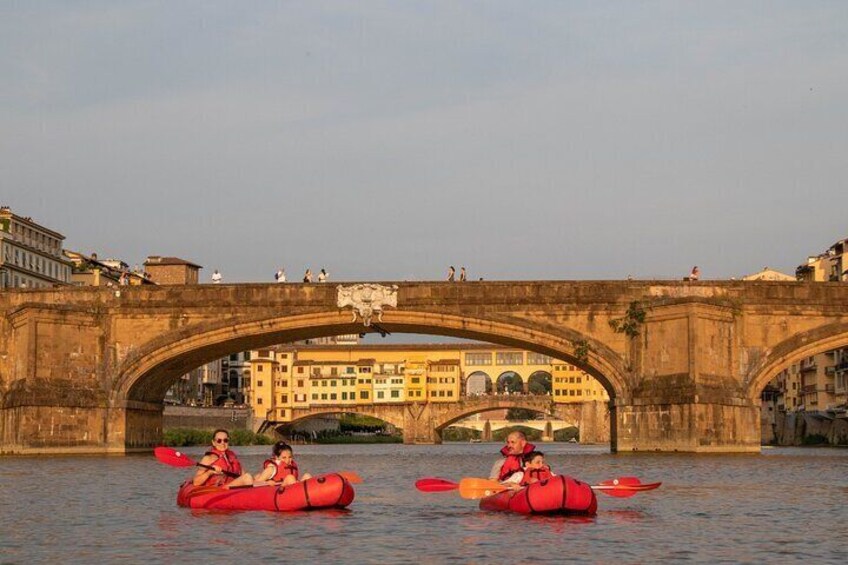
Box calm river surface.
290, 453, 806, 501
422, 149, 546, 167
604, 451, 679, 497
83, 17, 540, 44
2, 444, 847, 563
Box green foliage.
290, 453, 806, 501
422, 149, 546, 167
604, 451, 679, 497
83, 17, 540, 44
572, 340, 591, 364
492, 426, 542, 442
441, 427, 482, 442
527, 372, 552, 395
609, 301, 647, 338
554, 426, 579, 442
497, 372, 524, 393
802, 433, 829, 446
313, 434, 402, 444
506, 408, 539, 421
338, 413, 389, 433
162, 428, 274, 447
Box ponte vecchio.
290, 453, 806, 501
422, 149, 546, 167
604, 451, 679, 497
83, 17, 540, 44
2, 280, 847, 455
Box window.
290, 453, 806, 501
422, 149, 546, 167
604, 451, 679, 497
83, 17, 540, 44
330, 380, 337, 387
297, 367, 304, 374
341, 392, 348, 400
391, 390, 400, 398
331, 367, 338, 376
297, 380, 304, 387
312, 394, 318, 401
281, 394, 288, 403
527, 352, 552, 365
377, 391, 384, 399
350, 392, 356, 400
330, 393, 337, 400
279, 365, 288, 373
411, 377, 420, 384
257, 365, 264, 372
257, 380, 263, 387
257, 398, 263, 405
361, 391, 369, 399
346, 367, 355, 374
359, 367, 371, 373
465, 352, 492, 366
496, 352, 523, 365
321, 393, 328, 400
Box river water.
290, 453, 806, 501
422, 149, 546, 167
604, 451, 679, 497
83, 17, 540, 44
1, 444, 846, 563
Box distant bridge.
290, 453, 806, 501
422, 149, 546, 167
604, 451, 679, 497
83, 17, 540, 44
283, 395, 607, 444
447, 418, 578, 441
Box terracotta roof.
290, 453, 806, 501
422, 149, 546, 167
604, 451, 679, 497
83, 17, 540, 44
144, 256, 202, 268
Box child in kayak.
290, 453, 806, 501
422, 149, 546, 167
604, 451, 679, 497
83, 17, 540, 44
503, 450, 555, 490
255, 441, 313, 486
520, 451, 554, 485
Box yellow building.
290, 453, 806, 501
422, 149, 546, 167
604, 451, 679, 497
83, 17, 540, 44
796, 237, 847, 282
247, 343, 610, 426
552, 363, 607, 403
427, 359, 461, 402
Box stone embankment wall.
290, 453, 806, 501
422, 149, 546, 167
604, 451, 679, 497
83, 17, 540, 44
772, 412, 848, 446
162, 406, 251, 431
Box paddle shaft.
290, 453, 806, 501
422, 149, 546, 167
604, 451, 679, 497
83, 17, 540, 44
196, 462, 241, 478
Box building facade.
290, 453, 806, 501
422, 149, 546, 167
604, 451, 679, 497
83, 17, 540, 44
143, 256, 202, 285
796, 237, 848, 282
244, 343, 611, 425
0, 206, 72, 289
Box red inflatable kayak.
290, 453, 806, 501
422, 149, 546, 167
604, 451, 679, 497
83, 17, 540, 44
177, 473, 355, 511
479, 475, 597, 516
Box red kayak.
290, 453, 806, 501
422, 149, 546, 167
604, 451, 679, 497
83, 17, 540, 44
177, 473, 355, 511
479, 475, 597, 516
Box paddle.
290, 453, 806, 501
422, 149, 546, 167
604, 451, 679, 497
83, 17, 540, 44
184, 472, 364, 500
415, 477, 460, 492
155, 447, 363, 483
416, 476, 661, 500
153, 446, 240, 478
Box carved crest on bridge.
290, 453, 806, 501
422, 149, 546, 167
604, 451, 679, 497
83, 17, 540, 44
337, 283, 399, 326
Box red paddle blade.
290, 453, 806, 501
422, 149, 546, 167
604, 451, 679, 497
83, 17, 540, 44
154, 446, 197, 468
593, 477, 662, 498
415, 477, 459, 492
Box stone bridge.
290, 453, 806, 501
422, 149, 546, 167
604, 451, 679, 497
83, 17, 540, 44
282, 395, 606, 444
2, 280, 848, 454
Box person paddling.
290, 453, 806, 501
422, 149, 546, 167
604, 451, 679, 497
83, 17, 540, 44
488, 430, 536, 483
192, 429, 254, 488
254, 442, 312, 486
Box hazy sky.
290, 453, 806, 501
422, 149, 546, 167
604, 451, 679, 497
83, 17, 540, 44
3, 1, 846, 283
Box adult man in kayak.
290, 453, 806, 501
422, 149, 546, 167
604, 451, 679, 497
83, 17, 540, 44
192, 429, 254, 488
488, 431, 536, 482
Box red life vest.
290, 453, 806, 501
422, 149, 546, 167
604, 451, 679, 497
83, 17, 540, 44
202, 448, 243, 486
263, 458, 299, 483
521, 466, 554, 486
497, 443, 536, 481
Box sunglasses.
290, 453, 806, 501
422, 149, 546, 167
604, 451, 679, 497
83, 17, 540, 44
214, 438, 229, 444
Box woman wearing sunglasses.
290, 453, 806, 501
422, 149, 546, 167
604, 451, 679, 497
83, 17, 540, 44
192, 429, 254, 488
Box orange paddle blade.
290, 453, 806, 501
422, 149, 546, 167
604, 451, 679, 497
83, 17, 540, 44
458, 478, 510, 500
338, 471, 363, 484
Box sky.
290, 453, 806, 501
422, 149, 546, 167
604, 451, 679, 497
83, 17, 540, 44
2, 1, 847, 283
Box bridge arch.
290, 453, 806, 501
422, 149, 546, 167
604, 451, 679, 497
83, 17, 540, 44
465, 371, 493, 395
496, 371, 524, 393
746, 321, 848, 401
115, 309, 628, 405
527, 370, 552, 395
